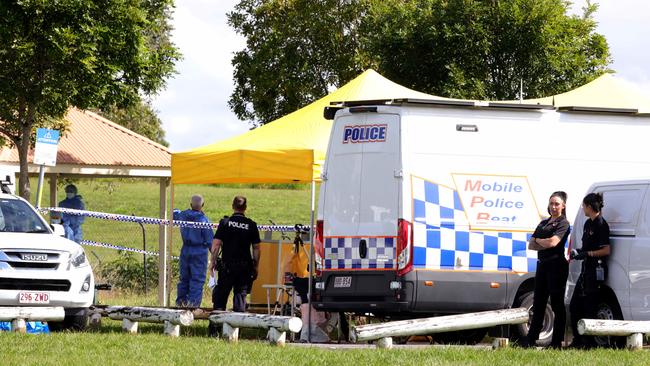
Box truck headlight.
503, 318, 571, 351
70, 248, 88, 268
81, 275, 91, 292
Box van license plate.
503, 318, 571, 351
18, 291, 50, 304
333, 276, 352, 288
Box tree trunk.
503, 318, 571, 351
17, 123, 32, 201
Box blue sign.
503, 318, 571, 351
34, 128, 60, 166
36, 128, 60, 145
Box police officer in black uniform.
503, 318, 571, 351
569, 192, 611, 349
524, 191, 571, 349
210, 196, 261, 312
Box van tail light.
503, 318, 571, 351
314, 220, 324, 275
397, 219, 413, 276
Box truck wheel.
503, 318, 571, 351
593, 295, 625, 348
512, 291, 553, 347
48, 308, 89, 332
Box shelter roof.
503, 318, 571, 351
0, 108, 170, 173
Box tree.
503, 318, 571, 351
229, 0, 610, 124
0, 0, 180, 199
228, 0, 366, 126
362, 0, 611, 100
94, 99, 169, 147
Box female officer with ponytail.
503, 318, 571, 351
524, 191, 571, 348
569, 193, 611, 349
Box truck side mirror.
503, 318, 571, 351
51, 223, 65, 237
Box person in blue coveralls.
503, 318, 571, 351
174, 195, 213, 308
58, 184, 85, 243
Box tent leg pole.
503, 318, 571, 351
276, 236, 282, 302
166, 183, 175, 307
307, 180, 315, 343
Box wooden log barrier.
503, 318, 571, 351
105, 306, 194, 326
98, 306, 193, 337
578, 319, 650, 350
350, 308, 529, 344
209, 312, 302, 346
0, 306, 65, 333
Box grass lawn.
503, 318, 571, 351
2, 327, 649, 366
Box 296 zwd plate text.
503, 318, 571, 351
18, 291, 50, 304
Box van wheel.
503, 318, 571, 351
593, 295, 625, 348
512, 291, 553, 347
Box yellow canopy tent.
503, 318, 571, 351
521, 73, 650, 112
171, 69, 439, 184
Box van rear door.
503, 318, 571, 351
322, 111, 400, 270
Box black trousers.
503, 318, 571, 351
569, 264, 602, 346
527, 256, 568, 346
213, 267, 251, 312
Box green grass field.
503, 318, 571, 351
2, 328, 649, 366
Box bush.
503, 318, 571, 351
101, 251, 178, 292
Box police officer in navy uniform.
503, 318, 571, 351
524, 191, 571, 348
210, 196, 261, 312
569, 193, 611, 349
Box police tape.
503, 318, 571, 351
80, 239, 179, 259
41, 207, 308, 232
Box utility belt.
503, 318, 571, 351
218, 260, 253, 274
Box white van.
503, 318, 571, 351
567, 179, 650, 347
313, 99, 650, 344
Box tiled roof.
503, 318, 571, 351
0, 108, 170, 168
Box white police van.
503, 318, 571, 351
0, 173, 94, 330
567, 179, 650, 347
313, 99, 650, 344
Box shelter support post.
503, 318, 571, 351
49, 174, 57, 208
166, 183, 175, 307
158, 178, 170, 306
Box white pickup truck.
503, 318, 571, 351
0, 174, 94, 330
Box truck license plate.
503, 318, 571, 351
18, 291, 50, 304
333, 276, 352, 288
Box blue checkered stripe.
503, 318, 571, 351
324, 237, 396, 270
412, 177, 537, 273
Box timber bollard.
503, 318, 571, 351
350, 308, 529, 345
209, 312, 302, 346
578, 319, 650, 350
103, 306, 193, 337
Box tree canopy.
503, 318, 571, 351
0, 0, 180, 199
228, 0, 365, 126
228, 0, 611, 125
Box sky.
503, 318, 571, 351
152, 0, 650, 152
